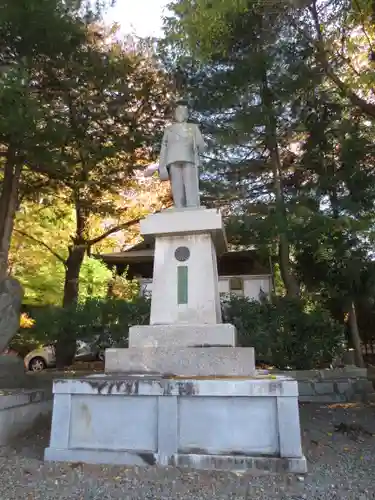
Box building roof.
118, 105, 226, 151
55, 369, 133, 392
97, 240, 271, 279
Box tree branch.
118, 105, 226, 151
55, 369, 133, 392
353, 0, 374, 51
87, 203, 173, 247
13, 228, 67, 266
288, 4, 375, 119
87, 217, 142, 246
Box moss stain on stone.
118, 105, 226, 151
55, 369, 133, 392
85, 379, 140, 395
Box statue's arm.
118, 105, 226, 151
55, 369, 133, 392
159, 128, 168, 167
194, 124, 207, 153
158, 128, 170, 181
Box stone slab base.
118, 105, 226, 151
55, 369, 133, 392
128, 323, 237, 348
0, 388, 53, 444
44, 374, 306, 474
105, 347, 255, 377
44, 448, 307, 474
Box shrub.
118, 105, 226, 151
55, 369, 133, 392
222, 294, 345, 370
9, 313, 40, 357
29, 296, 151, 348
23, 293, 344, 371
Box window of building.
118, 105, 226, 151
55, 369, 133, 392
229, 277, 244, 296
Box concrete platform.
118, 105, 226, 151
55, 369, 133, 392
44, 374, 307, 474
128, 323, 237, 348
0, 387, 53, 444
105, 347, 256, 377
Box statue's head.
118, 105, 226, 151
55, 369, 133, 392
174, 104, 189, 123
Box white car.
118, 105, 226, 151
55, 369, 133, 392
24, 338, 105, 372
24, 344, 55, 371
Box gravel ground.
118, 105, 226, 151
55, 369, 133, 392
0, 403, 374, 499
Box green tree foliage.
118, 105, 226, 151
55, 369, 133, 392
30, 296, 151, 364
0, 0, 93, 279
9, 163, 170, 310
162, 4, 321, 296
25, 293, 345, 370
162, 0, 375, 365
290, 87, 375, 365
2, 19, 173, 308
165, 0, 375, 119
28, 27, 172, 307
79, 257, 113, 301
222, 295, 345, 370
10, 200, 116, 304
0, 0, 173, 364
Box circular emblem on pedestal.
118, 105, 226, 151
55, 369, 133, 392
174, 246, 190, 262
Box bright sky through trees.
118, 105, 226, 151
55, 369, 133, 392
103, 0, 169, 37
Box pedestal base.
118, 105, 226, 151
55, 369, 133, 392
44, 374, 307, 474
105, 347, 255, 377
128, 323, 237, 348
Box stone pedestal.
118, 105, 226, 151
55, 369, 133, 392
105, 347, 255, 377
44, 374, 307, 474
109, 207, 255, 377
128, 323, 237, 348
143, 208, 225, 326
45, 207, 306, 473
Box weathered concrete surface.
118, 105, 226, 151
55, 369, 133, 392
172, 454, 307, 473
0, 277, 23, 352
274, 367, 368, 380
52, 374, 298, 397
45, 374, 306, 474
128, 323, 237, 348
0, 387, 52, 444
105, 347, 256, 377
275, 368, 375, 403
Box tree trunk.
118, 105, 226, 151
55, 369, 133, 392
260, 69, 300, 297
62, 201, 88, 308
328, 192, 364, 367
348, 301, 365, 368
278, 235, 300, 297
55, 244, 86, 370
63, 245, 86, 307
0, 151, 22, 280
57, 199, 89, 369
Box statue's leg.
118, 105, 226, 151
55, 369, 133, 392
182, 162, 200, 207
169, 163, 186, 208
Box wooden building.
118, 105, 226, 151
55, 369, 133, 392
98, 240, 273, 301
